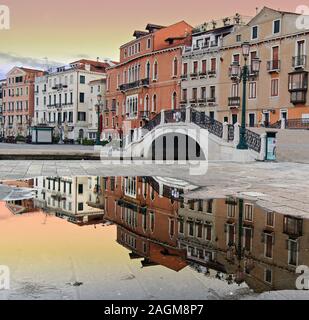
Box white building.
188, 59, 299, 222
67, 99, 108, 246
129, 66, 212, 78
34, 59, 114, 141
34, 176, 104, 224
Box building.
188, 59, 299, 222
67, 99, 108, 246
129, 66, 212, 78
218, 7, 309, 126
87, 78, 106, 141
104, 21, 193, 142
0, 79, 6, 137
181, 14, 249, 119
34, 176, 104, 225
177, 195, 309, 292
2, 67, 44, 137
34, 59, 113, 141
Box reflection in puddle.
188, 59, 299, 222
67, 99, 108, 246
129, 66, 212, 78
0, 176, 309, 299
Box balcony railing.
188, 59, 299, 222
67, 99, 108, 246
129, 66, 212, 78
180, 99, 188, 105
207, 97, 216, 103
190, 72, 198, 78
228, 97, 241, 107
267, 60, 281, 72
208, 70, 217, 77
119, 78, 149, 92
199, 71, 207, 78
293, 55, 307, 68
52, 84, 68, 90
190, 98, 198, 104
181, 74, 188, 80
198, 98, 207, 104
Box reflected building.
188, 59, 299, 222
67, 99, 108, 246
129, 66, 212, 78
33, 176, 104, 225
102, 176, 188, 271
178, 196, 309, 292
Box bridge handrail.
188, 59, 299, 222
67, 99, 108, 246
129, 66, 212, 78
191, 110, 223, 139
245, 129, 261, 153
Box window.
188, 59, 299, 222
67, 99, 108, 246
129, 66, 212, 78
273, 20, 281, 34
207, 200, 213, 213
265, 269, 272, 284
244, 204, 253, 221
80, 75, 85, 84
182, 89, 187, 102
231, 83, 239, 97
205, 225, 212, 241
210, 86, 216, 99
266, 211, 275, 227
288, 240, 298, 266
197, 223, 203, 238
78, 112, 86, 121
78, 184, 83, 194
236, 34, 241, 42
188, 222, 194, 236
172, 92, 177, 109
201, 87, 206, 99
288, 72, 308, 90
249, 82, 257, 99
201, 60, 207, 74
125, 177, 137, 198
169, 219, 175, 237
147, 38, 151, 49
153, 61, 158, 80
284, 216, 303, 237
244, 227, 252, 251
193, 61, 198, 74
198, 200, 203, 212
173, 57, 178, 76
79, 92, 85, 103
265, 234, 273, 258
271, 78, 279, 97
78, 202, 84, 211
179, 220, 184, 234
227, 204, 236, 218
183, 63, 188, 75
152, 94, 157, 112
252, 26, 258, 40
149, 212, 155, 232
192, 88, 197, 101
210, 58, 216, 72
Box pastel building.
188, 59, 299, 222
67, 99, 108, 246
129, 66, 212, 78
34, 59, 113, 141
2, 67, 44, 137
218, 7, 309, 126
104, 21, 193, 142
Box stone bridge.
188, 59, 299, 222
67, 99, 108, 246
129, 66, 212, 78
120, 107, 266, 162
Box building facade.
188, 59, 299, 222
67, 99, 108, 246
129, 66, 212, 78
34, 59, 112, 141
181, 15, 249, 119
104, 21, 192, 142
34, 176, 104, 225
2, 67, 44, 137
218, 7, 309, 126
0, 79, 5, 137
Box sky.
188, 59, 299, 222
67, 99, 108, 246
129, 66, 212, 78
0, 0, 300, 78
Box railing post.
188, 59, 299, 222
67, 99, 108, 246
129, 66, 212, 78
233, 122, 240, 148
160, 109, 165, 125
222, 122, 229, 142
185, 106, 191, 123
281, 118, 286, 130
259, 133, 267, 161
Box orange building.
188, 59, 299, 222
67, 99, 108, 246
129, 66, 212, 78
103, 21, 193, 141
2, 67, 45, 137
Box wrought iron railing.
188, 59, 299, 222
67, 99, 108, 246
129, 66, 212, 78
143, 112, 161, 131
164, 109, 186, 123
191, 110, 223, 139
285, 118, 309, 129
245, 129, 261, 153
292, 55, 307, 68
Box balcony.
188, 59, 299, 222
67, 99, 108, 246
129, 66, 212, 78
283, 216, 303, 238
199, 72, 207, 78
52, 84, 68, 90
140, 110, 150, 119
181, 74, 188, 81
198, 98, 207, 104
293, 55, 307, 69
290, 91, 306, 104
190, 98, 198, 104
119, 78, 149, 93
180, 99, 188, 106
208, 70, 217, 77
267, 60, 281, 72
190, 72, 198, 79
206, 97, 216, 105
228, 97, 240, 108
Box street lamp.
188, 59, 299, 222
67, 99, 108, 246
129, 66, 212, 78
96, 94, 104, 146
230, 42, 261, 150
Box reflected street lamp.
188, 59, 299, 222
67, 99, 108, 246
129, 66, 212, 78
229, 42, 261, 150
96, 94, 104, 146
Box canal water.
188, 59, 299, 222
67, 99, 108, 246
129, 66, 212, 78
0, 176, 308, 300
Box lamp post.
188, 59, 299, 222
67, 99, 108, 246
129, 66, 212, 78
229, 42, 261, 150
96, 94, 104, 146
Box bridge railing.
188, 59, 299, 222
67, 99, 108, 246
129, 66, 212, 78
143, 112, 161, 131
245, 129, 261, 153
191, 110, 223, 139
164, 109, 186, 123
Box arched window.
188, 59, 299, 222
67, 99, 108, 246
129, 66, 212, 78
153, 61, 158, 80
152, 94, 157, 112
145, 95, 149, 111
173, 57, 178, 77
145, 61, 151, 79
172, 92, 177, 110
